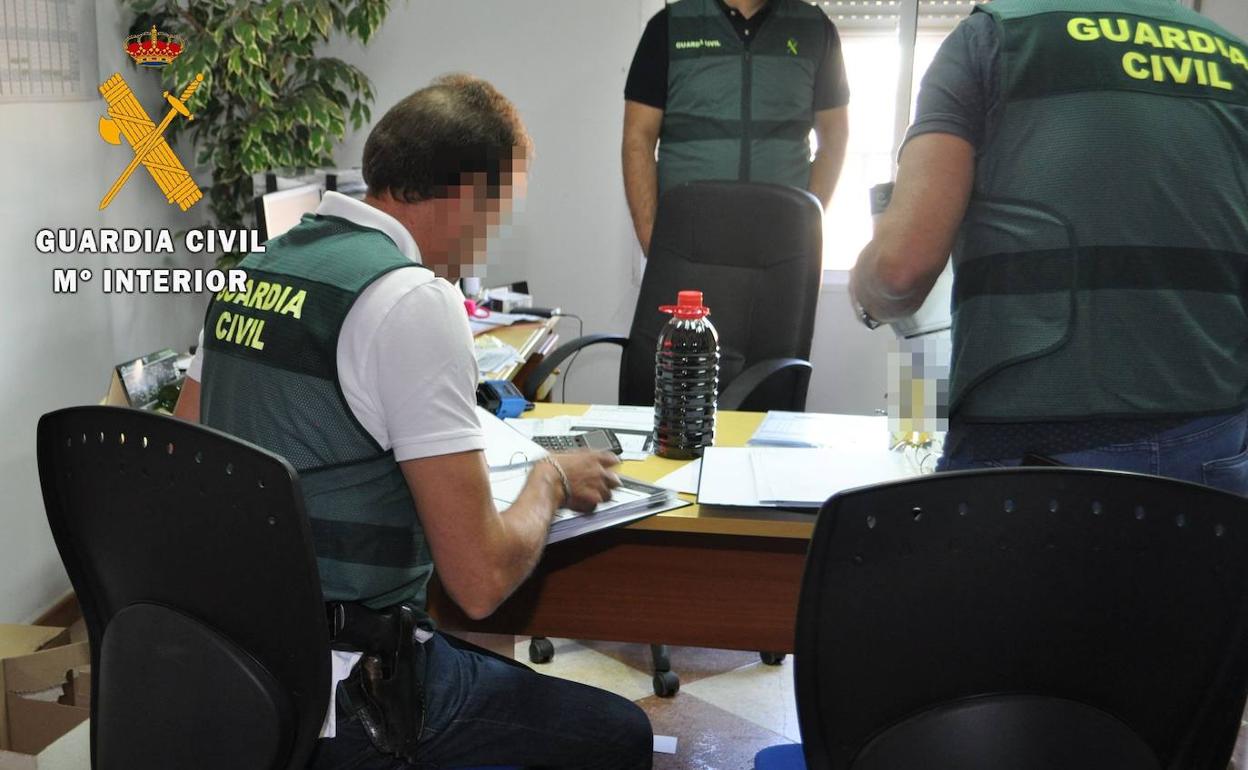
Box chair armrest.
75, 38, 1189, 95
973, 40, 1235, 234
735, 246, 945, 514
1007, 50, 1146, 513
521, 334, 631, 401
719, 358, 813, 412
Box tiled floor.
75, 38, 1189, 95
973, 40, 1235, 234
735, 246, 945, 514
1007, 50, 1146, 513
511, 637, 797, 770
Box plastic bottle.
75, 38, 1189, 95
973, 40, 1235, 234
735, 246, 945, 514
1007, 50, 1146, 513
653, 290, 719, 459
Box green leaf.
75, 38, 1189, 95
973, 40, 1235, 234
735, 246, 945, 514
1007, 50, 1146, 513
233, 20, 255, 47
292, 10, 311, 40
243, 42, 263, 67
226, 47, 243, 76
345, 5, 365, 38
284, 4, 299, 29
313, 0, 333, 38
255, 111, 278, 134
255, 17, 278, 44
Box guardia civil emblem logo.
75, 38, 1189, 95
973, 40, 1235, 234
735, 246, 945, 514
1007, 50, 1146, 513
96, 26, 205, 211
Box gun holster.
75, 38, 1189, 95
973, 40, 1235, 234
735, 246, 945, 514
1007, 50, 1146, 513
326, 602, 426, 761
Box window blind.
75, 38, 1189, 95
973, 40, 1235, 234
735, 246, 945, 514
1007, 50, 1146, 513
814, 0, 986, 31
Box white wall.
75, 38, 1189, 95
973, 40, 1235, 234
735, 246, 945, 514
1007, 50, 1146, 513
0, 1, 207, 622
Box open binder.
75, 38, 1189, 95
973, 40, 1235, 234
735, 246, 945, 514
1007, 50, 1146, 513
478, 407, 687, 543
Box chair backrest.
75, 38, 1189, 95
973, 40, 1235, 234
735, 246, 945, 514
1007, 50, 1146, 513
795, 467, 1248, 770
620, 180, 823, 410
37, 406, 329, 770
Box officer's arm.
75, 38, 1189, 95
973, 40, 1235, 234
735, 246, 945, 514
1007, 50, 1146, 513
849, 133, 974, 322
173, 377, 200, 423
622, 100, 664, 254
400, 450, 618, 620
809, 106, 848, 209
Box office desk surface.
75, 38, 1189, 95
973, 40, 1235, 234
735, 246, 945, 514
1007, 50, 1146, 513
527, 404, 815, 539
428, 404, 821, 651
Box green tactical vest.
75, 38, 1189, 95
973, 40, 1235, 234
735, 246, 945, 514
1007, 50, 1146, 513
949, 0, 1248, 422
659, 0, 824, 194
199, 215, 435, 622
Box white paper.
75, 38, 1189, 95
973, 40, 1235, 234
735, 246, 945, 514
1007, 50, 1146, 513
478, 406, 548, 470
653, 735, 679, 754
505, 415, 649, 461
748, 411, 889, 450
473, 337, 521, 372
504, 416, 575, 437
655, 458, 702, 494
469, 310, 543, 335
576, 404, 656, 432
699, 446, 916, 508
750, 447, 913, 505
489, 466, 683, 543
697, 448, 762, 506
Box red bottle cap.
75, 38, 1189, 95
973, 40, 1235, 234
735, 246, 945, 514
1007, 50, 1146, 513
659, 289, 710, 319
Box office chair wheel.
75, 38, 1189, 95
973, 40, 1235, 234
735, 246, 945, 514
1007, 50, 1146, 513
760, 651, 786, 665
529, 637, 555, 664
650, 643, 671, 672
653, 670, 680, 697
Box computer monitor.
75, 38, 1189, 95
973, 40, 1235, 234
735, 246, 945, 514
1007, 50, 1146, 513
257, 183, 322, 241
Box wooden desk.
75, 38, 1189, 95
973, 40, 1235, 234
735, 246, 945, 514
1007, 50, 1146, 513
476, 318, 559, 393
428, 404, 813, 653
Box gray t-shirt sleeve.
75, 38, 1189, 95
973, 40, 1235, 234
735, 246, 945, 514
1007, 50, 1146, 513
903, 11, 1000, 153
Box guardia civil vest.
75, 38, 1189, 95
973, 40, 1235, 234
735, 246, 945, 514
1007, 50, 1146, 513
949, 0, 1248, 422
659, 0, 824, 194
199, 215, 434, 620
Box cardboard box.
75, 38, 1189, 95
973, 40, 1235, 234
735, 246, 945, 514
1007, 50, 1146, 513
0, 627, 69, 753
0, 642, 90, 770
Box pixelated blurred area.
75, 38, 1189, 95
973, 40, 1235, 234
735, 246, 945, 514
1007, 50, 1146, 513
887, 333, 950, 466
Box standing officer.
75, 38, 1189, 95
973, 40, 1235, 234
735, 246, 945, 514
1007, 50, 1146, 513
849, 0, 1248, 490
623, 0, 850, 253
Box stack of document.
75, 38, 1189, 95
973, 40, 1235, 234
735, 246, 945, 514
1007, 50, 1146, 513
489, 467, 681, 543
697, 446, 915, 509
748, 411, 889, 450
479, 407, 685, 541
469, 310, 545, 336
473, 336, 521, 373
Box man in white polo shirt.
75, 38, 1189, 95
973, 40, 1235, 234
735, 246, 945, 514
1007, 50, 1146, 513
175, 74, 653, 769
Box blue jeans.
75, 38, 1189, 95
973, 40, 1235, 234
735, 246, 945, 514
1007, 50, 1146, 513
938, 409, 1248, 496
307, 632, 653, 770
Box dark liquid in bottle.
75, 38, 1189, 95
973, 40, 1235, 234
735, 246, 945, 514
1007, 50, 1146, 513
653, 315, 719, 459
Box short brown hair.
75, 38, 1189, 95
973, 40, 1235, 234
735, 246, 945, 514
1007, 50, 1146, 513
363, 74, 530, 202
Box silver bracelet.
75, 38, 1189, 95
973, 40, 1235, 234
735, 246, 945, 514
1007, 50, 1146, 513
541, 456, 571, 506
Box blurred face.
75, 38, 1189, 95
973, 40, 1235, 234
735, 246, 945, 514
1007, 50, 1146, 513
425, 159, 527, 282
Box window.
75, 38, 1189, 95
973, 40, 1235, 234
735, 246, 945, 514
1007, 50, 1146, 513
817, 0, 985, 273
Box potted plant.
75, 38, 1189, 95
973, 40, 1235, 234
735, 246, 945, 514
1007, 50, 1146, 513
123, 0, 390, 265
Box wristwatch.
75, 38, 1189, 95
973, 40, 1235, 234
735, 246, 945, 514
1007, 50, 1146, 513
855, 299, 882, 330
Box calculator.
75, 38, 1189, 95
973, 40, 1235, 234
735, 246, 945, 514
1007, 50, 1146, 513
533, 429, 623, 455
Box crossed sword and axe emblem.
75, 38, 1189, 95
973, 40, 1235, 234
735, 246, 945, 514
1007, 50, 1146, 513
97, 72, 205, 211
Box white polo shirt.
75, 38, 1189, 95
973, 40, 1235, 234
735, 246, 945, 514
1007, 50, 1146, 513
188, 191, 486, 462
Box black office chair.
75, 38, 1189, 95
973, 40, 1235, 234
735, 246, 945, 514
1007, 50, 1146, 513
37, 406, 330, 770
523, 179, 823, 411
758, 467, 1248, 769
522, 181, 824, 694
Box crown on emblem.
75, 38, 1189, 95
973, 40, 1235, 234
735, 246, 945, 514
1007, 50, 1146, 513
125, 25, 184, 67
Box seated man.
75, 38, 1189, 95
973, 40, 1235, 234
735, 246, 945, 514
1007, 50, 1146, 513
175, 74, 653, 769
